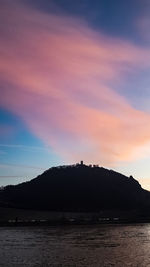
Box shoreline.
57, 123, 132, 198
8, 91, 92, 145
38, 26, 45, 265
0, 218, 150, 227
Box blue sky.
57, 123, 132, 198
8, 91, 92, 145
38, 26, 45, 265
0, 109, 64, 185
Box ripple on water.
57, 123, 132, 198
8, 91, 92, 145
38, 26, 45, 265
0, 224, 150, 266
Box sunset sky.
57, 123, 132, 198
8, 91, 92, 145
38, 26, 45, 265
1, 0, 150, 189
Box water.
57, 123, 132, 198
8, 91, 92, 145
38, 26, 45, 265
0, 224, 150, 266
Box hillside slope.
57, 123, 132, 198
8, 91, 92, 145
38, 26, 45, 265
0, 163, 150, 212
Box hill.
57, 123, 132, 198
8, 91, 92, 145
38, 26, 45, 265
0, 162, 150, 212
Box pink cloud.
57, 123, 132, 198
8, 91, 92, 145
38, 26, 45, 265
1, 0, 150, 165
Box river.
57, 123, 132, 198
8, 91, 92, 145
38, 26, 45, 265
0, 224, 150, 266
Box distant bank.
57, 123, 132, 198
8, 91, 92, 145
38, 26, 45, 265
0, 207, 150, 227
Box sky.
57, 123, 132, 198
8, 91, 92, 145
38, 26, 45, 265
1, 0, 150, 189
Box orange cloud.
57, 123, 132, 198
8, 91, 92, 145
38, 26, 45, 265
1, 0, 150, 165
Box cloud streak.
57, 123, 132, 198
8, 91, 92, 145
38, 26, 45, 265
0, 144, 49, 152
0, 176, 23, 178
0, 163, 45, 171
1, 0, 150, 165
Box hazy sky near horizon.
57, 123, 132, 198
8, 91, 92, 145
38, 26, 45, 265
1, 0, 150, 189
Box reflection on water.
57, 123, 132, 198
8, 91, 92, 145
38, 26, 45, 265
1, 224, 150, 266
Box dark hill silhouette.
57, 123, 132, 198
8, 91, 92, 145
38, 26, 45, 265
0, 163, 150, 212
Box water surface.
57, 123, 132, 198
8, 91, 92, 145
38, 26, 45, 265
1, 224, 150, 266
